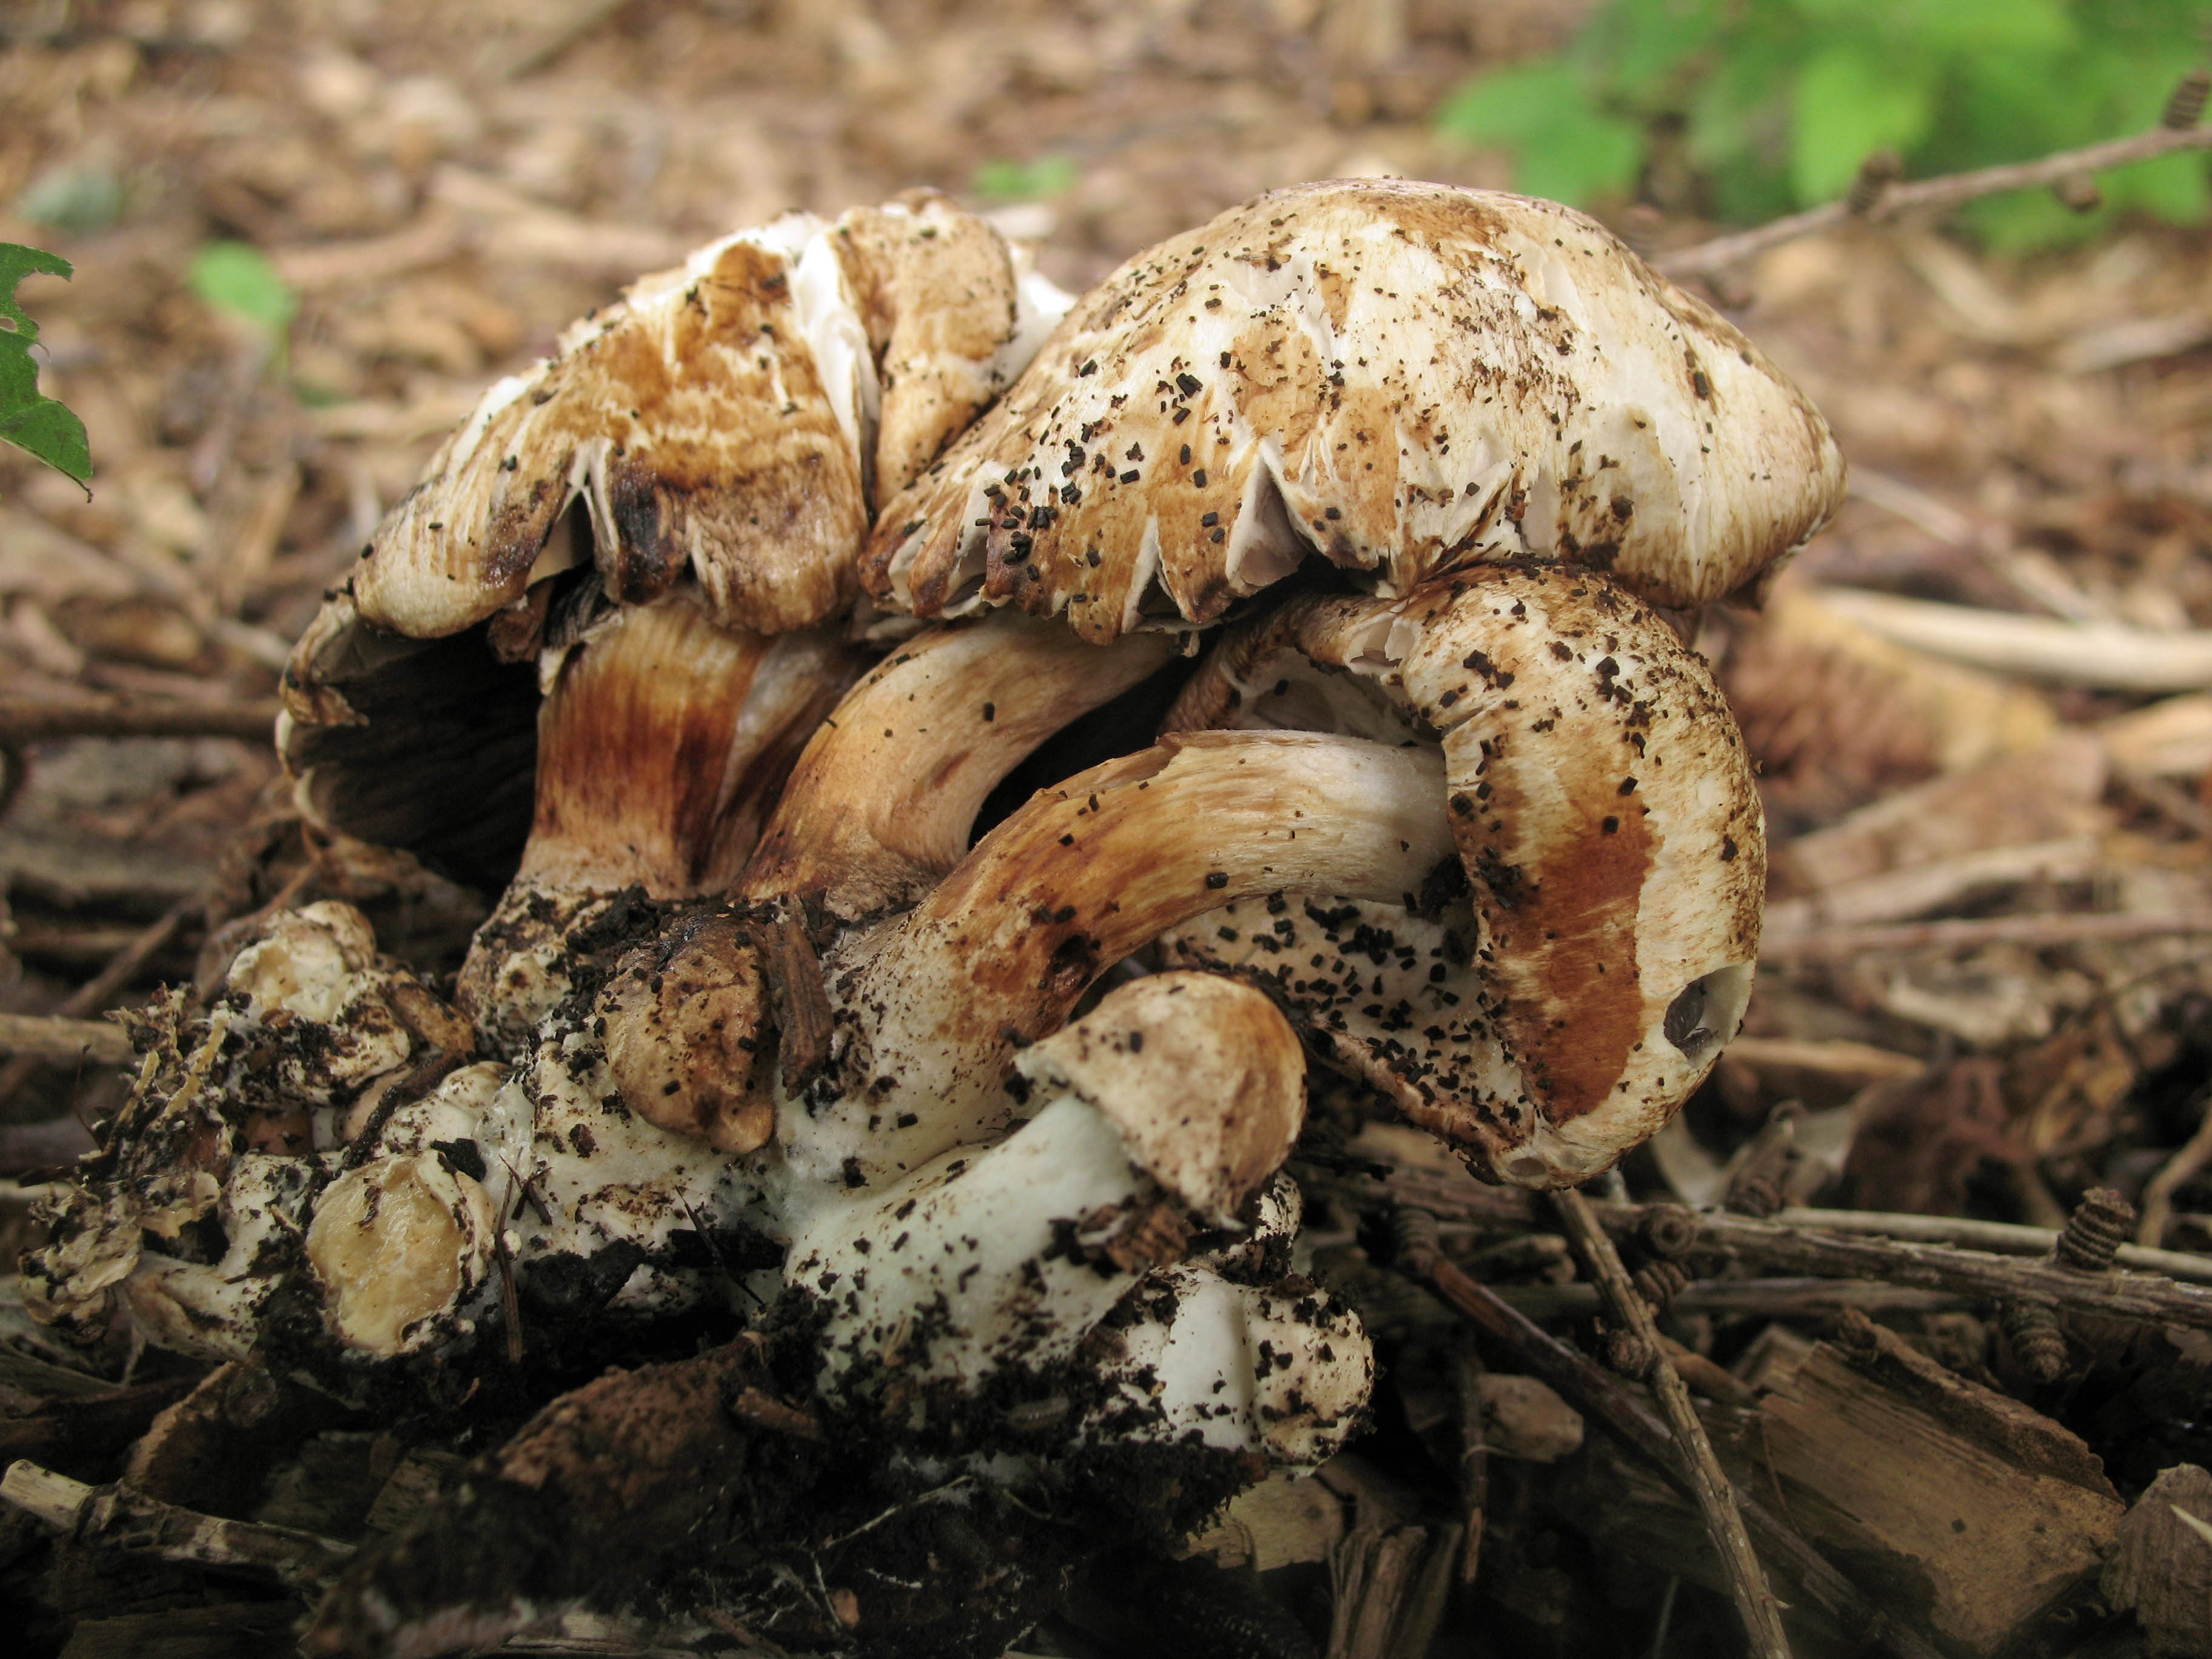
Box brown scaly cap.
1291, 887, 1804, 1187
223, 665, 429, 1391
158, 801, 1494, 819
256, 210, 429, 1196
1160, 565, 1762, 1186
351, 196, 1047, 642
865, 179, 1844, 640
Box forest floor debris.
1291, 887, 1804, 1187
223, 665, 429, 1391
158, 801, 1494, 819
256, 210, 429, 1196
4, 3, 2212, 1657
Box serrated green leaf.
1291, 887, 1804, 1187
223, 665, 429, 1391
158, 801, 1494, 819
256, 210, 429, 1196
0, 243, 92, 492
188, 240, 297, 335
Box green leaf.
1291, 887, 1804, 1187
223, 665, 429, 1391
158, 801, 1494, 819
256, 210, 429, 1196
971, 154, 1078, 202
1437, 61, 1647, 205
0, 243, 92, 492
1908, 0, 2074, 53
1437, 60, 1590, 144
18, 164, 124, 236
188, 240, 298, 335
1789, 42, 1936, 202
1601, 0, 1729, 102
1436, 0, 2212, 249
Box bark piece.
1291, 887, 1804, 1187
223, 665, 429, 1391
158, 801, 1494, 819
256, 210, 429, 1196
1755, 1326, 2123, 1656
2103, 1464, 2212, 1658
1476, 1373, 1584, 1463
124, 1359, 341, 1519
1183, 1469, 1346, 1572
0, 1375, 195, 1476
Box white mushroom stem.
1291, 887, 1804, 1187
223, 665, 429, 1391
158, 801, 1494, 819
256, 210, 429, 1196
786, 729, 1452, 1188
1079, 1264, 1373, 1466
786, 974, 1353, 1463
789, 1094, 1168, 1390
742, 609, 1177, 921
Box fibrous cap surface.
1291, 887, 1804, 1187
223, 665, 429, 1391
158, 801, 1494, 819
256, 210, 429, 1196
866, 178, 1844, 639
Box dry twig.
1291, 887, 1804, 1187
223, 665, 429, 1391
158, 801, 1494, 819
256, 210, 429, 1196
1, 1459, 354, 1589
0, 1012, 133, 1067
1660, 123, 2212, 279
1547, 1189, 1791, 1659
0, 695, 282, 745
0, 896, 199, 1104
1359, 1171, 2212, 1330
1392, 1210, 1946, 1659
1773, 1206, 2212, 1282
1760, 908, 2212, 962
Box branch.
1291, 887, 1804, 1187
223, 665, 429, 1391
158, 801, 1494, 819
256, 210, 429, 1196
1546, 1190, 1792, 1659
1391, 1211, 1947, 1659
0, 695, 281, 745
1335, 1162, 2212, 1331
0, 1011, 133, 1065
1, 1458, 354, 1589
1660, 123, 2212, 280
1761, 908, 2212, 962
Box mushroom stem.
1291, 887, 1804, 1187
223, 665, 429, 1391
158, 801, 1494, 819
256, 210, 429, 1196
592, 612, 1176, 1147
458, 592, 866, 1047
789, 974, 1320, 1422
786, 729, 1451, 1187
742, 609, 1177, 921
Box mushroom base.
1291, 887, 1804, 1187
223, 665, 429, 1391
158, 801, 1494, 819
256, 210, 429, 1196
304, 1310, 1282, 1659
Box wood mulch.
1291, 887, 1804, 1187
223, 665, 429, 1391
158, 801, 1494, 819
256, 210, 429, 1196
2, 4, 2211, 1656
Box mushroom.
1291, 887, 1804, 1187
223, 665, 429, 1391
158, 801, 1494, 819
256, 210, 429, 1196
788, 970, 1369, 1473
280, 192, 1076, 1047
358, 192, 1068, 640
21, 179, 1855, 1658
1155, 565, 1763, 1183
588, 605, 1180, 1147
25, 900, 786, 1375
774, 566, 1757, 1192
864, 178, 1841, 638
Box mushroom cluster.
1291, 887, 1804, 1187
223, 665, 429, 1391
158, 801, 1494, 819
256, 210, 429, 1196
22, 179, 1842, 1655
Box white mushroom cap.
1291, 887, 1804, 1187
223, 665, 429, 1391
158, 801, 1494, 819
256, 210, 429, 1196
1014, 972, 1305, 1227
352, 195, 1070, 642
866, 179, 1843, 639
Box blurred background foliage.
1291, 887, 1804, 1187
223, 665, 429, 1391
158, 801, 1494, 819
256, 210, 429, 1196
1438, 0, 2212, 249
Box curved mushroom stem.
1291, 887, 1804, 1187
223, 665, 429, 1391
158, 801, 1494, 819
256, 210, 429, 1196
1160, 565, 1763, 1185
742, 608, 1178, 921
594, 612, 1177, 1146
784, 729, 1452, 1188
457, 592, 867, 1053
